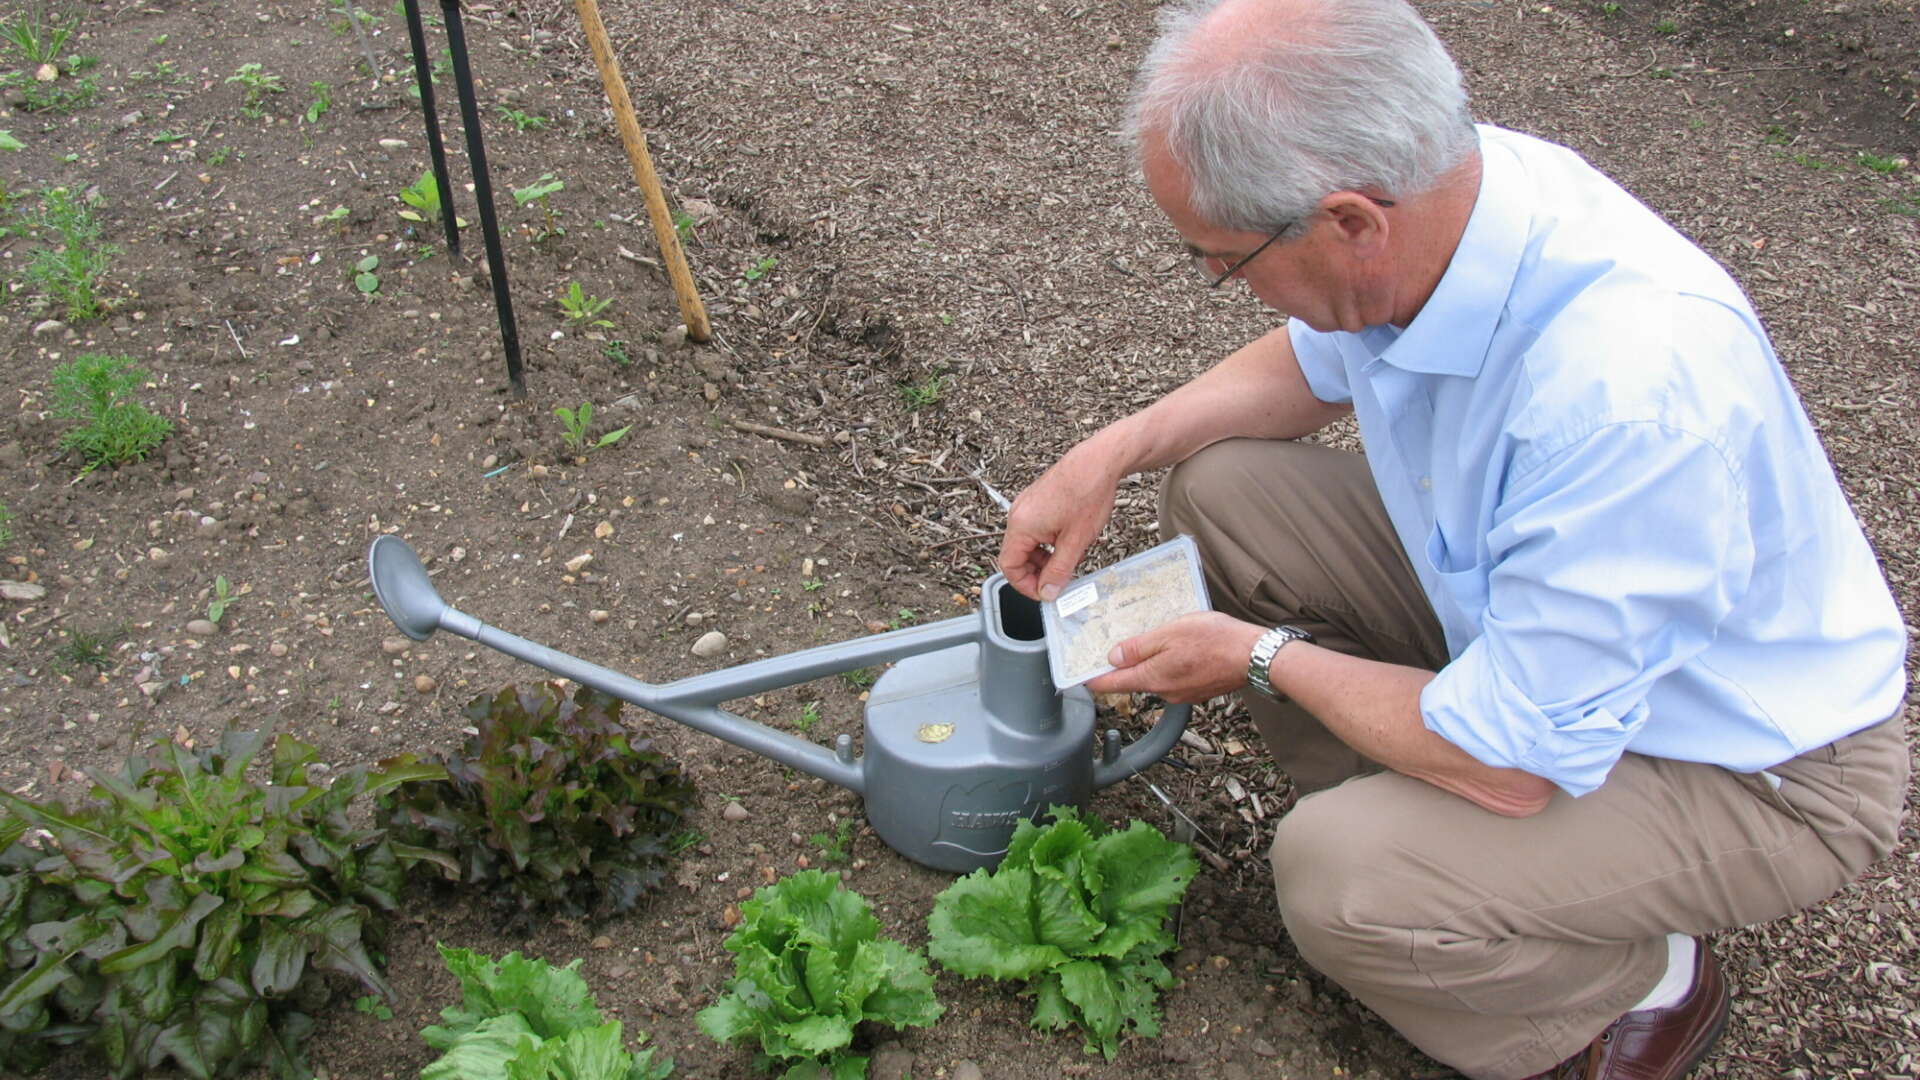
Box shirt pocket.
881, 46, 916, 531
1423, 524, 1490, 655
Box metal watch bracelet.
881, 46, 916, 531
1246, 625, 1314, 700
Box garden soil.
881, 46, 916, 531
2, 0, 1918, 1078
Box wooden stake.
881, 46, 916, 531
574, 0, 712, 342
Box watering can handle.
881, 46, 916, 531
1091, 701, 1191, 789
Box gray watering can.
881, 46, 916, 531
367, 536, 1189, 872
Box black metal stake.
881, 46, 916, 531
439, 0, 524, 396
401, 0, 460, 257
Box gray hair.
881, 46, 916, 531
1129, 0, 1477, 234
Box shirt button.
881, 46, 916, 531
1419, 475, 1433, 491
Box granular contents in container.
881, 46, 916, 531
1043, 536, 1209, 688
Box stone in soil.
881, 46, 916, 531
722, 801, 750, 821
692, 630, 728, 657
186, 619, 218, 636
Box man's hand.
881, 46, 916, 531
1085, 611, 1265, 704
999, 444, 1125, 601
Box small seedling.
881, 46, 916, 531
0, 503, 14, 546
672, 208, 696, 243
840, 667, 877, 690
1, 5, 74, 67
1654, 18, 1677, 33
51, 624, 124, 675
889, 608, 919, 630
1648, 66, 1673, 79
496, 105, 550, 131
742, 255, 778, 281
553, 402, 632, 452
397, 170, 440, 222
802, 578, 823, 592
21, 186, 118, 321
1791, 152, 1832, 170
150, 130, 187, 144
226, 63, 285, 117
1857, 151, 1904, 174
352, 254, 380, 294
1880, 194, 1920, 218
602, 339, 632, 365
49, 354, 173, 474
511, 173, 565, 239
899, 374, 947, 411
794, 701, 822, 733
558, 281, 613, 327
313, 204, 349, 225
808, 819, 854, 863
0, 131, 22, 152
305, 80, 331, 123
1762, 126, 1792, 147
669, 829, 705, 855
19, 76, 96, 114
207, 575, 236, 624
1599, 1, 1619, 13
351, 994, 394, 1022
207, 146, 232, 166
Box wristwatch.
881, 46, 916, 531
1246, 625, 1314, 700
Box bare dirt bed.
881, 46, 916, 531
1, 1, 1916, 1078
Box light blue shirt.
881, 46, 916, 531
1288, 125, 1908, 797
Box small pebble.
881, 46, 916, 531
269, 642, 289, 657
565, 553, 593, 573
31, 319, 66, 337
381, 637, 411, 655
692, 630, 728, 658
147, 547, 171, 567
186, 619, 219, 637
414, 675, 436, 693
952, 1063, 984, 1080
685, 611, 704, 626
590, 609, 610, 624
722, 801, 750, 822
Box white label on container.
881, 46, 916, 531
1055, 583, 1098, 618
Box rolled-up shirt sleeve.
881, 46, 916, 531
1419, 421, 1756, 796
1287, 319, 1353, 404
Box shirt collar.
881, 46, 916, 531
1373, 126, 1531, 378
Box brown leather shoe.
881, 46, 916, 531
1525, 938, 1730, 1079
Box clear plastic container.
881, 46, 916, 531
1041, 535, 1211, 689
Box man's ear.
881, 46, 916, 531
1323, 192, 1390, 255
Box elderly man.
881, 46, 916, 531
997, 0, 1909, 1077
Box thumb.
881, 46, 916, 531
1106, 632, 1158, 671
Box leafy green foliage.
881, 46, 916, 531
808, 820, 853, 864
20, 186, 118, 321
554, 402, 631, 453
495, 106, 551, 132
697, 870, 943, 1078
927, 805, 1197, 1061
742, 256, 778, 282
0, 502, 13, 545
399, 171, 441, 223
353, 254, 381, 294
226, 63, 284, 118
48, 354, 172, 475
420, 945, 674, 1080
512, 174, 564, 239
0, 131, 23, 152
377, 683, 697, 924
304, 81, 331, 124
558, 282, 613, 328
0, 729, 445, 1078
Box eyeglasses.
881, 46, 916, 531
1191, 195, 1397, 288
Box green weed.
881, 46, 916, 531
0, 503, 14, 545
558, 281, 613, 327
808, 818, 854, 863
496, 105, 551, 131
1791, 152, 1833, 170
21, 186, 117, 321
207, 575, 236, 624
672, 208, 696, 243
511, 173, 564, 240
1, 5, 74, 67
1654, 18, 1677, 33
149, 130, 186, 144
602, 339, 632, 365
51, 624, 124, 674
794, 701, 822, 733
1879, 194, 1920, 218
1763, 125, 1792, 147
1856, 151, 1904, 174
352, 253, 381, 294
305, 80, 331, 123
553, 402, 632, 452
743, 255, 778, 281
226, 63, 285, 117
0, 131, 21, 152
49, 354, 173, 474
207, 145, 232, 166
899, 374, 947, 411
352, 994, 394, 1022
19, 75, 95, 113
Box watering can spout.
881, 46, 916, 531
369, 535, 450, 640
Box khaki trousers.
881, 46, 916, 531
1159, 439, 1909, 1080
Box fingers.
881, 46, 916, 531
1035, 524, 1095, 602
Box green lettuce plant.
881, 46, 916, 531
926, 805, 1197, 1061
420, 945, 672, 1080
698, 869, 943, 1079
0, 729, 446, 1078
377, 683, 697, 924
